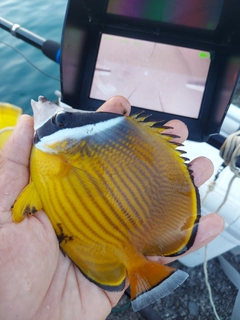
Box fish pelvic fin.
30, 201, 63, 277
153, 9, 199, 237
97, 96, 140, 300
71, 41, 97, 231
129, 260, 188, 312
12, 182, 42, 223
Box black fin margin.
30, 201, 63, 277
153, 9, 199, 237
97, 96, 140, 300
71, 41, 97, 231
165, 163, 201, 257
77, 267, 126, 292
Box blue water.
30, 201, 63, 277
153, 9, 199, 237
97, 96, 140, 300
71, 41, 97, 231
0, 0, 68, 114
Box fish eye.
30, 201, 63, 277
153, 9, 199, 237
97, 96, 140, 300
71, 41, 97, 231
52, 112, 71, 128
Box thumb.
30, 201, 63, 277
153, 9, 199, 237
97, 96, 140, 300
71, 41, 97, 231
0, 115, 33, 216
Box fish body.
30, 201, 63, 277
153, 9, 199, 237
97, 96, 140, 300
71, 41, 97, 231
12, 96, 200, 311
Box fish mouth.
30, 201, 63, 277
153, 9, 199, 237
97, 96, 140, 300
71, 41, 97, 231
38, 96, 48, 103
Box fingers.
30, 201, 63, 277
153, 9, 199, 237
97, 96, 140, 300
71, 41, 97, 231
97, 96, 131, 116
1, 115, 33, 165
189, 156, 214, 187
163, 119, 189, 143
163, 120, 214, 187
0, 115, 33, 214
156, 213, 224, 265
188, 213, 224, 252
104, 279, 129, 308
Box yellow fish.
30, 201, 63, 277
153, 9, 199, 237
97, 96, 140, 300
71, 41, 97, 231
0, 102, 22, 149
12, 96, 200, 311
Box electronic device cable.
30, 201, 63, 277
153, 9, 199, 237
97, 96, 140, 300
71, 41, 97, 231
0, 41, 60, 81
202, 130, 240, 319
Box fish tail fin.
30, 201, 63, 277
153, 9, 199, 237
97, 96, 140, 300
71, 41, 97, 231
12, 182, 42, 223
128, 260, 188, 312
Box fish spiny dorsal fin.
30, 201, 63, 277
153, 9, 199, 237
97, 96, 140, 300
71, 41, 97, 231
158, 132, 192, 166
135, 118, 168, 132
130, 115, 191, 165
133, 115, 152, 122
130, 111, 146, 120
131, 113, 164, 127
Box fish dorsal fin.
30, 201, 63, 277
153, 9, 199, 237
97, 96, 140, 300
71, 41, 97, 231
12, 182, 42, 223
130, 114, 189, 161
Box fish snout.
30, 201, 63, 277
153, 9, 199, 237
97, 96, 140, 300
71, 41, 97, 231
38, 96, 48, 103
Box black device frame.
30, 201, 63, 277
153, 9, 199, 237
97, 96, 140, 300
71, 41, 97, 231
60, 0, 240, 141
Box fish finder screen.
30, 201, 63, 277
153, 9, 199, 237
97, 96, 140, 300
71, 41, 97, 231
90, 34, 211, 119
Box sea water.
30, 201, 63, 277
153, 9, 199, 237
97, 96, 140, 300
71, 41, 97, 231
0, 0, 68, 114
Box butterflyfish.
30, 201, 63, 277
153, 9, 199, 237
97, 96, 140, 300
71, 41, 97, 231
12, 96, 200, 312
0, 102, 22, 149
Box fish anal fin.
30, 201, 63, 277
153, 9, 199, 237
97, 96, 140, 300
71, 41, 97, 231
12, 182, 42, 223
63, 241, 127, 292
81, 267, 126, 292
82, 259, 127, 292
78, 258, 127, 292
129, 260, 188, 312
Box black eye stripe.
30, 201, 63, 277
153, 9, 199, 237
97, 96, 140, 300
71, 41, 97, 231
34, 111, 123, 144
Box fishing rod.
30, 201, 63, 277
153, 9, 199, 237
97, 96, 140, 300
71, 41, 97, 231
0, 17, 61, 64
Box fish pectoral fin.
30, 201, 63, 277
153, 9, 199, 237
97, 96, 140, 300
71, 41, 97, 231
70, 166, 107, 197
128, 260, 188, 312
12, 182, 42, 223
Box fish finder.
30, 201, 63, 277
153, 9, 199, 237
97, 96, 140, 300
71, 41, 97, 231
60, 0, 240, 142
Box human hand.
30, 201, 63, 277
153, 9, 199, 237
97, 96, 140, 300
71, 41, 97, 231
0, 96, 224, 320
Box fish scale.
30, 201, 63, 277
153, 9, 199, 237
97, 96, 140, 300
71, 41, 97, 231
12, 96, 200, 312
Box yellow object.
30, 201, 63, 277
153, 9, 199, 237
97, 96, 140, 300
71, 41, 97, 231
0, 102, 22, 149
12, 96, 200, 311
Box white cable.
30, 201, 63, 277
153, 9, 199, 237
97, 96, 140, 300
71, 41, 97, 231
220, 129, 240, 176
215, 175, 237, 213
203, 245, 221, 320
202, 129, 240, 320
0, 41, 60, 81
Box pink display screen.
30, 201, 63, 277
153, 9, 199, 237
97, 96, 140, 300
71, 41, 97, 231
90, 34, 211, 119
